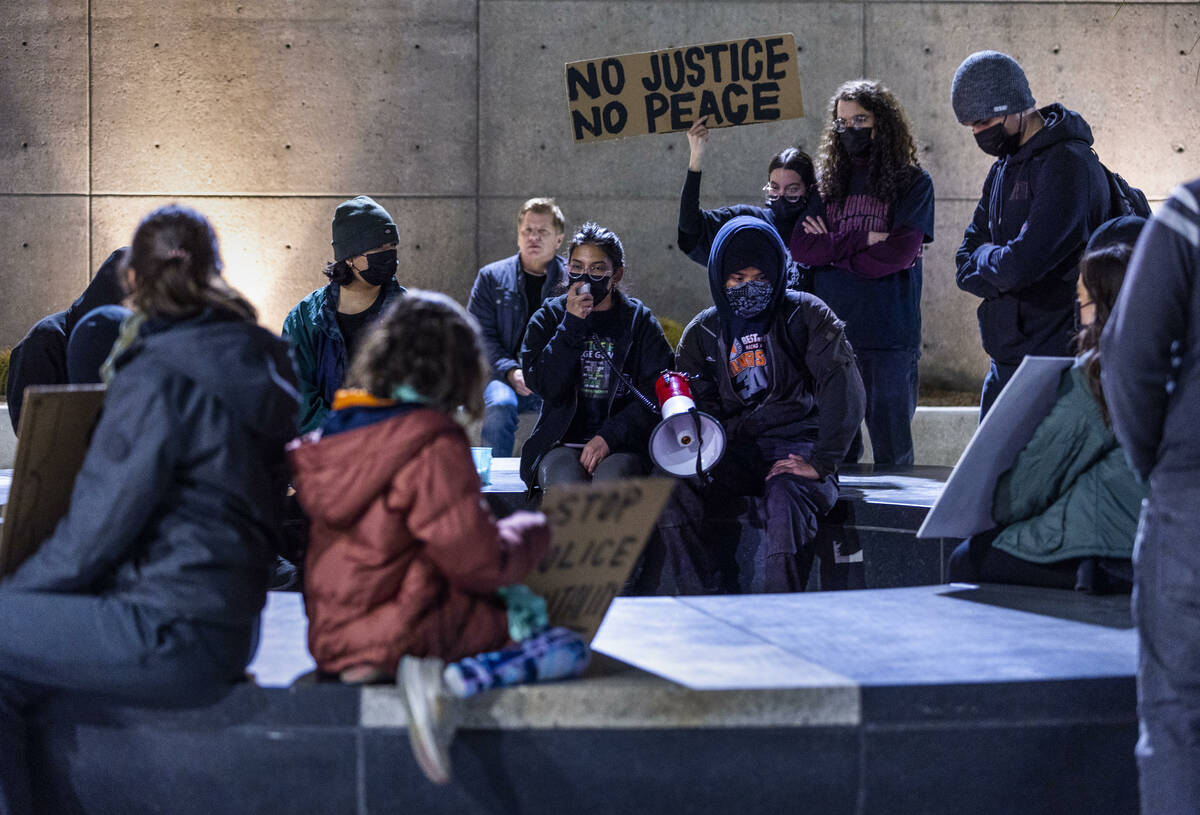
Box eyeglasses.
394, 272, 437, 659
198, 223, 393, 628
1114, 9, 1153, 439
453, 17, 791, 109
568, 261, 613, 280
763, 183, 806, 203
832, 114, 872, 133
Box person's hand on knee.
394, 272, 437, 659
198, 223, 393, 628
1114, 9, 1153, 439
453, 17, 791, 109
579, 436, 610, 475
767, 454, 819, 480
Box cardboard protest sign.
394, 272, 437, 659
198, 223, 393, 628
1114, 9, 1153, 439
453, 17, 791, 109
917, 357, 1073, 540
565, 34, 804, 143
0, 385, 106, 576
524, 477, 675, 641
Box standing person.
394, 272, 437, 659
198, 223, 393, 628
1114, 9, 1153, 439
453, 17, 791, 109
289, 291, 588, 785
520, 223, 673, 489
6, 246, 128, 434
679, 115, 816, 288
789, 79, 934, 468
951, 50, 1110, 419
283, 195, 404, 433
640, 216, 865, 595
947, 217, 1147, 591
1101, 178, 1200, 815
467, 198, 568, 457
0, 205, 299, 812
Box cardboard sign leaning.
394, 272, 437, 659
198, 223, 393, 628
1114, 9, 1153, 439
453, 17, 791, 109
0, 385, 107, 576
565, 34, 804, 143
917, 357, 1074, 540
523, 477, 675, 641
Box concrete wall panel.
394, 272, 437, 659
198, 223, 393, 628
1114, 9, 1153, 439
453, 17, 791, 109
869, 2, 1200, 201
91, 196, 476, 333
479, 2, 862, 199
0, 2, 89, 195
90, 0, 477, 195
0, 195, 90, 347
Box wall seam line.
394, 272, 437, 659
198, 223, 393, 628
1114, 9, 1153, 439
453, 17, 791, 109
86, 0, 94, 281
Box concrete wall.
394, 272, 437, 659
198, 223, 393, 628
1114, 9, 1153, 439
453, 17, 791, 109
2, 1, 1198, 391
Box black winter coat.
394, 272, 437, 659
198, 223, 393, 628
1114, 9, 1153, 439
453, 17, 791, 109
519, 292, 673, 486
4, 310, 300, 627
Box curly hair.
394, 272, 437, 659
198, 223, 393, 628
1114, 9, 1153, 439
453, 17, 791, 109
344, 290, 487, 423
125, 204, 256, 323
816, 79, 921, 207
1075, 243, 1133, 425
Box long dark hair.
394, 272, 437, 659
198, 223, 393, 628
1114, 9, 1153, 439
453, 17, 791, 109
767, 147, 816, 189
817, 79, 920, 206
323, 259, 355, 287
345, 290, 487, 423
125, 204, 256, 323
1075, 243, 1133, 424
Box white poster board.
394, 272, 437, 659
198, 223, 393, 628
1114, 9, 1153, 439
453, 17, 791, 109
917, 357, 1073, 540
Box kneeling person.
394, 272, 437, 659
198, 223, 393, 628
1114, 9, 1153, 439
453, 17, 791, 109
642, 216, 865, 594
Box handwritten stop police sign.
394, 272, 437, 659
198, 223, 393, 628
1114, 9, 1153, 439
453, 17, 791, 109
565, 34, 805, 143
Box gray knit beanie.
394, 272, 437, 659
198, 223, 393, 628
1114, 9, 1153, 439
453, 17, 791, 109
331, 196, 397, 261
951, 51, 1035, 124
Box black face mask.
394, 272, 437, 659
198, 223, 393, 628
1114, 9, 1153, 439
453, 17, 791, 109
974, 121, 1022, 158
357, 249, 397, 287
568, 272, 611, 305
768, 196, 808, 222
838, 127, 872, 158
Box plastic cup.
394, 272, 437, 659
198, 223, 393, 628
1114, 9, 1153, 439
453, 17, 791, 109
470, 446, 493, 485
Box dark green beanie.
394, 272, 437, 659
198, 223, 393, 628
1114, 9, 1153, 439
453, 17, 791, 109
331, 196, 397, 261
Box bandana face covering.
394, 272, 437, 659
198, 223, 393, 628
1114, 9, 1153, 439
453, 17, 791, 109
769, 196, 808, 221
725, 279, 773, 318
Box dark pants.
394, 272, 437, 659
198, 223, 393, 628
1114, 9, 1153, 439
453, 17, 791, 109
946, 529, 1079, 589
979, 358, 1020, 421
844, 348, 919, 469
1133, 500, 1200, 815
638, 436, 838, 595
0, 591, 255, 815
537, 446, 646, 486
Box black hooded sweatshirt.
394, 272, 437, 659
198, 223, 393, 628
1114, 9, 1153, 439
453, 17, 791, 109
955, 104, 1111, 365
676, 217, 865, 478
6, 247, 129, 433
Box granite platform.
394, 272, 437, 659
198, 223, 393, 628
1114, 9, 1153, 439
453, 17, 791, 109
28, 587, 1138, 815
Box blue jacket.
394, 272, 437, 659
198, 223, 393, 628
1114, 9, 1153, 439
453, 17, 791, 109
4, 310, 300, 626
467, 253, 567, 381
955, 104, 1111, 365
1102, 177, 1200, 503
282, 278, 405, 433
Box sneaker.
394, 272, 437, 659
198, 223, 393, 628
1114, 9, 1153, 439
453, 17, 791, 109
398, 656, 455, 784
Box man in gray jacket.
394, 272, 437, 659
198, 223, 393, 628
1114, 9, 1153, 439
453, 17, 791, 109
1102, 177, 1200, 815
468, 198, 568, 456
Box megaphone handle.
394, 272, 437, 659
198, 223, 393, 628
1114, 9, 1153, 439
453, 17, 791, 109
689, 407, 711, 485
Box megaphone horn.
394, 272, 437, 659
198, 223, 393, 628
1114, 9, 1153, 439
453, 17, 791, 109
649, 372, 726, 478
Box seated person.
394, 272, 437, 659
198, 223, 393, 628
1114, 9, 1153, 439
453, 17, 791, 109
946, 217, 1148, 592
638, 216, 865, 595
0, 205, 299, 812
6, 246, 128, 433
679, 116, 816, 289
467, 197, 568, 457
289, 290, 588, 785
283, 195, 404, 433
519, 223, 674, 489
66, 304, 134, 384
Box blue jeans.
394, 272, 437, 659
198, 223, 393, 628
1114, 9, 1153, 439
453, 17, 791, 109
845, 349, 919, 469
481, 378, 542, 457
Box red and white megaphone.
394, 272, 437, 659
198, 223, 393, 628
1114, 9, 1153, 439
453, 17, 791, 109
648, 372, 726, 477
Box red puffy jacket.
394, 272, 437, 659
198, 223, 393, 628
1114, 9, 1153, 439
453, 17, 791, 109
289, 407, 547, 674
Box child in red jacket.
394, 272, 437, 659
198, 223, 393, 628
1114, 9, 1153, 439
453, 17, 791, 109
289, 290, 588, 784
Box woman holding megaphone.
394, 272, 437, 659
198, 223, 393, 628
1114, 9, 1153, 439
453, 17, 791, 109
519, 222, 674, 491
